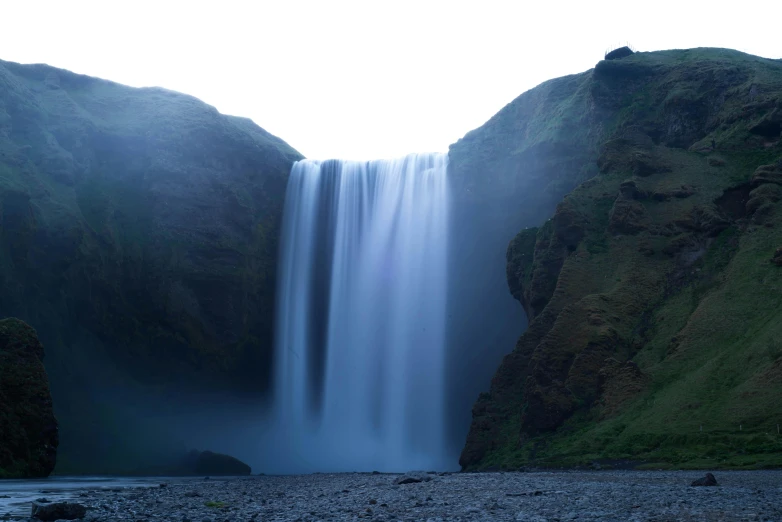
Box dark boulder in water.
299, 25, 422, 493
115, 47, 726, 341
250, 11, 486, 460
0, 318, 58, 478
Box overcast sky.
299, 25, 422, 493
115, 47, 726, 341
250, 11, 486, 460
3, 1, 781, 160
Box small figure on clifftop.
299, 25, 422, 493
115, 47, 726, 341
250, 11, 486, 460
711, 138, 716, 150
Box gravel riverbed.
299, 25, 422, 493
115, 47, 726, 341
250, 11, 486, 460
4, 470, 782, 521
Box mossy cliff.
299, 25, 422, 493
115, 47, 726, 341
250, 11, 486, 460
458, 48, 782, 470
0, 59, 302, 472
0, 318, 58, 477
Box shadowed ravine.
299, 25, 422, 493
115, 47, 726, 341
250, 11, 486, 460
263, 153, 452, 473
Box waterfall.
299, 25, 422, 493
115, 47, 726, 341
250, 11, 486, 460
266, 153, 450, 473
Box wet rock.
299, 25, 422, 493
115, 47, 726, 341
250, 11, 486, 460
31, 501, 87, 521
395, 473, 432, 485
691, 472, 718, 487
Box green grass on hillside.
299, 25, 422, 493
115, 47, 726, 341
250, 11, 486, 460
462, 47, 782, 471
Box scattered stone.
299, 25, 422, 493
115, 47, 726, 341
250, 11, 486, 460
31, 501, 87, 521
2, 470, 781, 521
691, 473, 718, 487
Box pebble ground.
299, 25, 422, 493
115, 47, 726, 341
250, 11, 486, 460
7, 470, 782, 521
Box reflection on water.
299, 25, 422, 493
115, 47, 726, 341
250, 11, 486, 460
0, 476, 205, 517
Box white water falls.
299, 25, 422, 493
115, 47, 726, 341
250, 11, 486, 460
266, 153, 450, 473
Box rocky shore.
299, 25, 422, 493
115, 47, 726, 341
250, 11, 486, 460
3, 470, 782, 521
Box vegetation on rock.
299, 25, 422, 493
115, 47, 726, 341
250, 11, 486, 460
0, 59, 302, 472
0, 318, 58, 477
460, 48, 782, 470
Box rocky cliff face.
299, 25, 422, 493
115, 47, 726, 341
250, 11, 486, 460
0, 59, 302, 472
444, 60, 616, 457
459, 48, 782, 470
0, 318, 58, 477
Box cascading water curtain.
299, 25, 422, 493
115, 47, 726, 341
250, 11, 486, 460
266, 153, 450, 473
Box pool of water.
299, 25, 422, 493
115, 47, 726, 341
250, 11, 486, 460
0, 476, 207, 517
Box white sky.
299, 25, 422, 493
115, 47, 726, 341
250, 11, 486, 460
2, 0, 781, 160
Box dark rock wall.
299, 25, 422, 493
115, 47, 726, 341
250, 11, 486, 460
0, 318, 58, 477
444, 67, 609, 458
0, 59, 302, 472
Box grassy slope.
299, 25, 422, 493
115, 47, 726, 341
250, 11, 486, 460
461, 48, 782, 470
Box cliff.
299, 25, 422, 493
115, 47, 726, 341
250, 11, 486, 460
459, 48, 782, 470
0, 59, 302, 472
0, 318, 58, 477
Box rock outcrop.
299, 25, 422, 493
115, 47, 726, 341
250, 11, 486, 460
605, 46, 635, 61
192, 450, 251, 476
0, 318, 58, 477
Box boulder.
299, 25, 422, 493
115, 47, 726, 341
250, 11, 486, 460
193, 450, 251, 476
31, 501, 86, 521
0, 318, 58, 477
395, 472, 432, 485
690, 473, 718, 487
